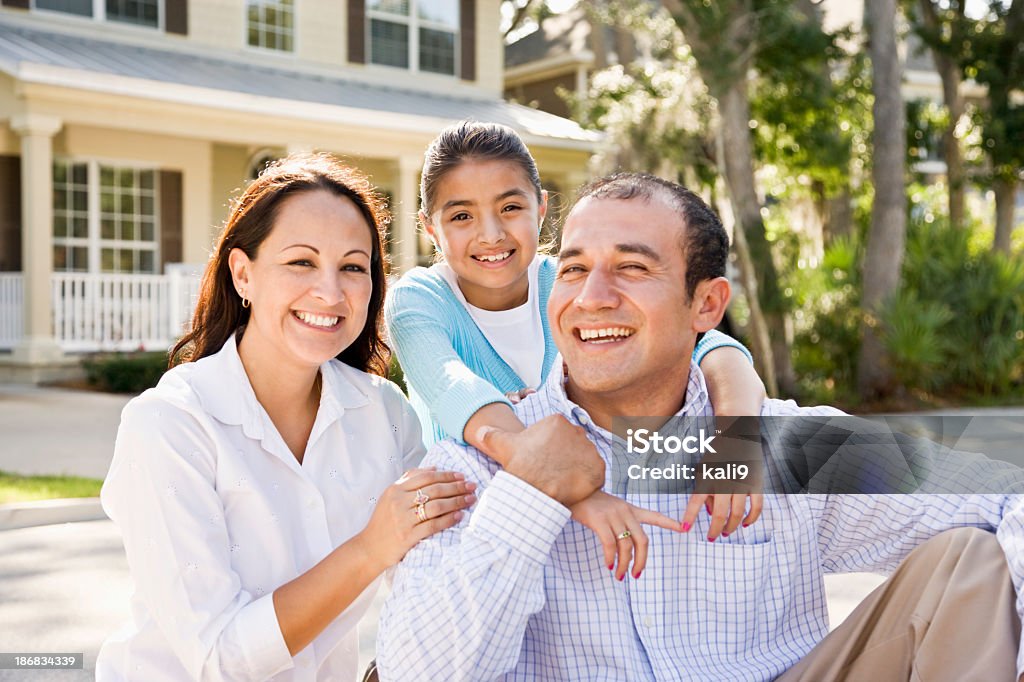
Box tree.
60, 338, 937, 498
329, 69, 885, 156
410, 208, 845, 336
910, 0, 968, 228
859, 0, 908, 398
912, 0, 1024, 252
661, 0, 800, 396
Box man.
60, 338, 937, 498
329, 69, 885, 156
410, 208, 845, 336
376, 173, 1024, 681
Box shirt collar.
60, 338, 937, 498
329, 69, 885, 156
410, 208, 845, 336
190, 334, 370, 443
541, 355, 712, 429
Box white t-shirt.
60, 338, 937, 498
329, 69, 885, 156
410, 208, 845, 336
436, 257, 545, 389
97, 334, 424, 681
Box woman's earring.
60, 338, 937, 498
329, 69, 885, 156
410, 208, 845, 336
239, 290, 250, 309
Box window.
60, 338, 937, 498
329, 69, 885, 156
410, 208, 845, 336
53, 160, 160, 274
34, 0, 161, 28
247, 0, 294, 52
368, 0, 458, 75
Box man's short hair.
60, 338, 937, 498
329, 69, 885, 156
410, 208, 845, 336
572, 173, 730, 301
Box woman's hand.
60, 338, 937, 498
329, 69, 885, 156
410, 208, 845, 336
569, 491, 682, 580
681, 493, 763, 541
357, 468, 477, 573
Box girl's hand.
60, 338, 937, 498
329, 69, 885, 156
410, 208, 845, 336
569, 491, 682, 580
681, 493, 763, 541
503, 388, 537, 405
358, 468, 477, 572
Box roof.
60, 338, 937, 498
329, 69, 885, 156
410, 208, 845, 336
0, 21, 599, 147
505, 6, 594, 69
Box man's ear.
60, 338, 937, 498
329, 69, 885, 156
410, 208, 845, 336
227, 248, 252, 297
691, 277, 731, 333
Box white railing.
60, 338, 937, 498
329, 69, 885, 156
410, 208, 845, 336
51, 271, 202, 352
0, 270, 202, 353
0, 273, 23, 350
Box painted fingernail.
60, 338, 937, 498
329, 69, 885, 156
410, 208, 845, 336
742, 522, 750, 528
633, 571, 642, 579
681, 522, 691, 532
722, 531, 730, 538
707, 536, 716, 543
464, 494, 476, 504
454, 511, 463, 521
617, 574, 625, 582
608, 563, 614, 570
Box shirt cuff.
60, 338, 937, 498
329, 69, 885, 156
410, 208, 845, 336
234, 592, 294, 680
468, 471, 571, 563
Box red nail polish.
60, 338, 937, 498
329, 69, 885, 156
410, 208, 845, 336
708, 536, 716, 543
742, 522, 750, 528
633, 571, 642, 579
681, 522, 691, 532
722, 532, 730, 538
618, 574, 624, 582
608, 563, 614, 570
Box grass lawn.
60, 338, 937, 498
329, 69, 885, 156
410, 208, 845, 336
0, 470, 103, 504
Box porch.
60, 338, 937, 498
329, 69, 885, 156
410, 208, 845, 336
0, 270, 201, 355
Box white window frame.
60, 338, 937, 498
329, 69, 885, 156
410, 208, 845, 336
366, 0, 460, 76
32, 0, 164, 31
244, 0, 297, 54
53, 157, 161, 275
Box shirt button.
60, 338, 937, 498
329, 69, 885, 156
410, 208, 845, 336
643, 616, 654, 628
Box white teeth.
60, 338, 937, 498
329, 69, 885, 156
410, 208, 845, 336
475, 251, 511, 263
579, 327, 634, 341
295, 311, 339, 328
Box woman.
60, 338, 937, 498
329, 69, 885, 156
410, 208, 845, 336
97, 154, 475, 681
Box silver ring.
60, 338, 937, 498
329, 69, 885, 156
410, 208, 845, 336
617, 530, 632, 540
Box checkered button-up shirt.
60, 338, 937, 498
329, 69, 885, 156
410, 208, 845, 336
377, 362, 1024, 681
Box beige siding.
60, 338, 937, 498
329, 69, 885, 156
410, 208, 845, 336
298, 0, 346, 66
474, 0, 503, 94
189, 0, 243, 50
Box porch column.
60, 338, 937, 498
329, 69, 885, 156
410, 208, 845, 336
394, 155, 421, 274
10, 114, 63, 364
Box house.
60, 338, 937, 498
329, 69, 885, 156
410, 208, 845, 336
0, 0, 599, 382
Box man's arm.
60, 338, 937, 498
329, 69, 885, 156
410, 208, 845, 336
376, 416, 603, 681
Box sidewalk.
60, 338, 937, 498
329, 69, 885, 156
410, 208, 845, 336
0, 384, 131, 479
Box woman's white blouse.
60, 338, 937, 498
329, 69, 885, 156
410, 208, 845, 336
96, 336, 425, 681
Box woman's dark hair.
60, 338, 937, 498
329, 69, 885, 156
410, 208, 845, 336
170, 153, 392, 377
420, 120, 543, 215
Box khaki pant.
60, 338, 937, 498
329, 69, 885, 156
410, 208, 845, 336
780, 527, 1021, 682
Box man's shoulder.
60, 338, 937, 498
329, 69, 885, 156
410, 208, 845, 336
422, 436, 503, 488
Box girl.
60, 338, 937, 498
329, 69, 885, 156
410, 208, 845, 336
97, 155, 473, 681
385, 121, 767, 580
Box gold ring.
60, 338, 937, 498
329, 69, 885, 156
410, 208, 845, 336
617, 530, 632, 540
416, 502, 428, 523
414, 489, 430, 505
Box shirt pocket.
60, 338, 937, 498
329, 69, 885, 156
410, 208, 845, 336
687, 533, 774, 657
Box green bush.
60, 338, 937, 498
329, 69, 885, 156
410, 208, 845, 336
884, 218, 1024, 396
83, 352, 169, 394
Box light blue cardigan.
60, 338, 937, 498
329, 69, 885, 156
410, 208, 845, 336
384, 256, 753, 448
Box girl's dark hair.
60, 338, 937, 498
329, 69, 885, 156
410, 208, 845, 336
420, 120, 543, 215
170, 153, 392, 377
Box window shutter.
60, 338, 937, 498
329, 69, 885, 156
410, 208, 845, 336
348, 1, 366, 64
159, 170, 183, 268
459, 0, 476, 81
0, 155, 21, 271
0, 0, 30, 9
165, 0, 188, 35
